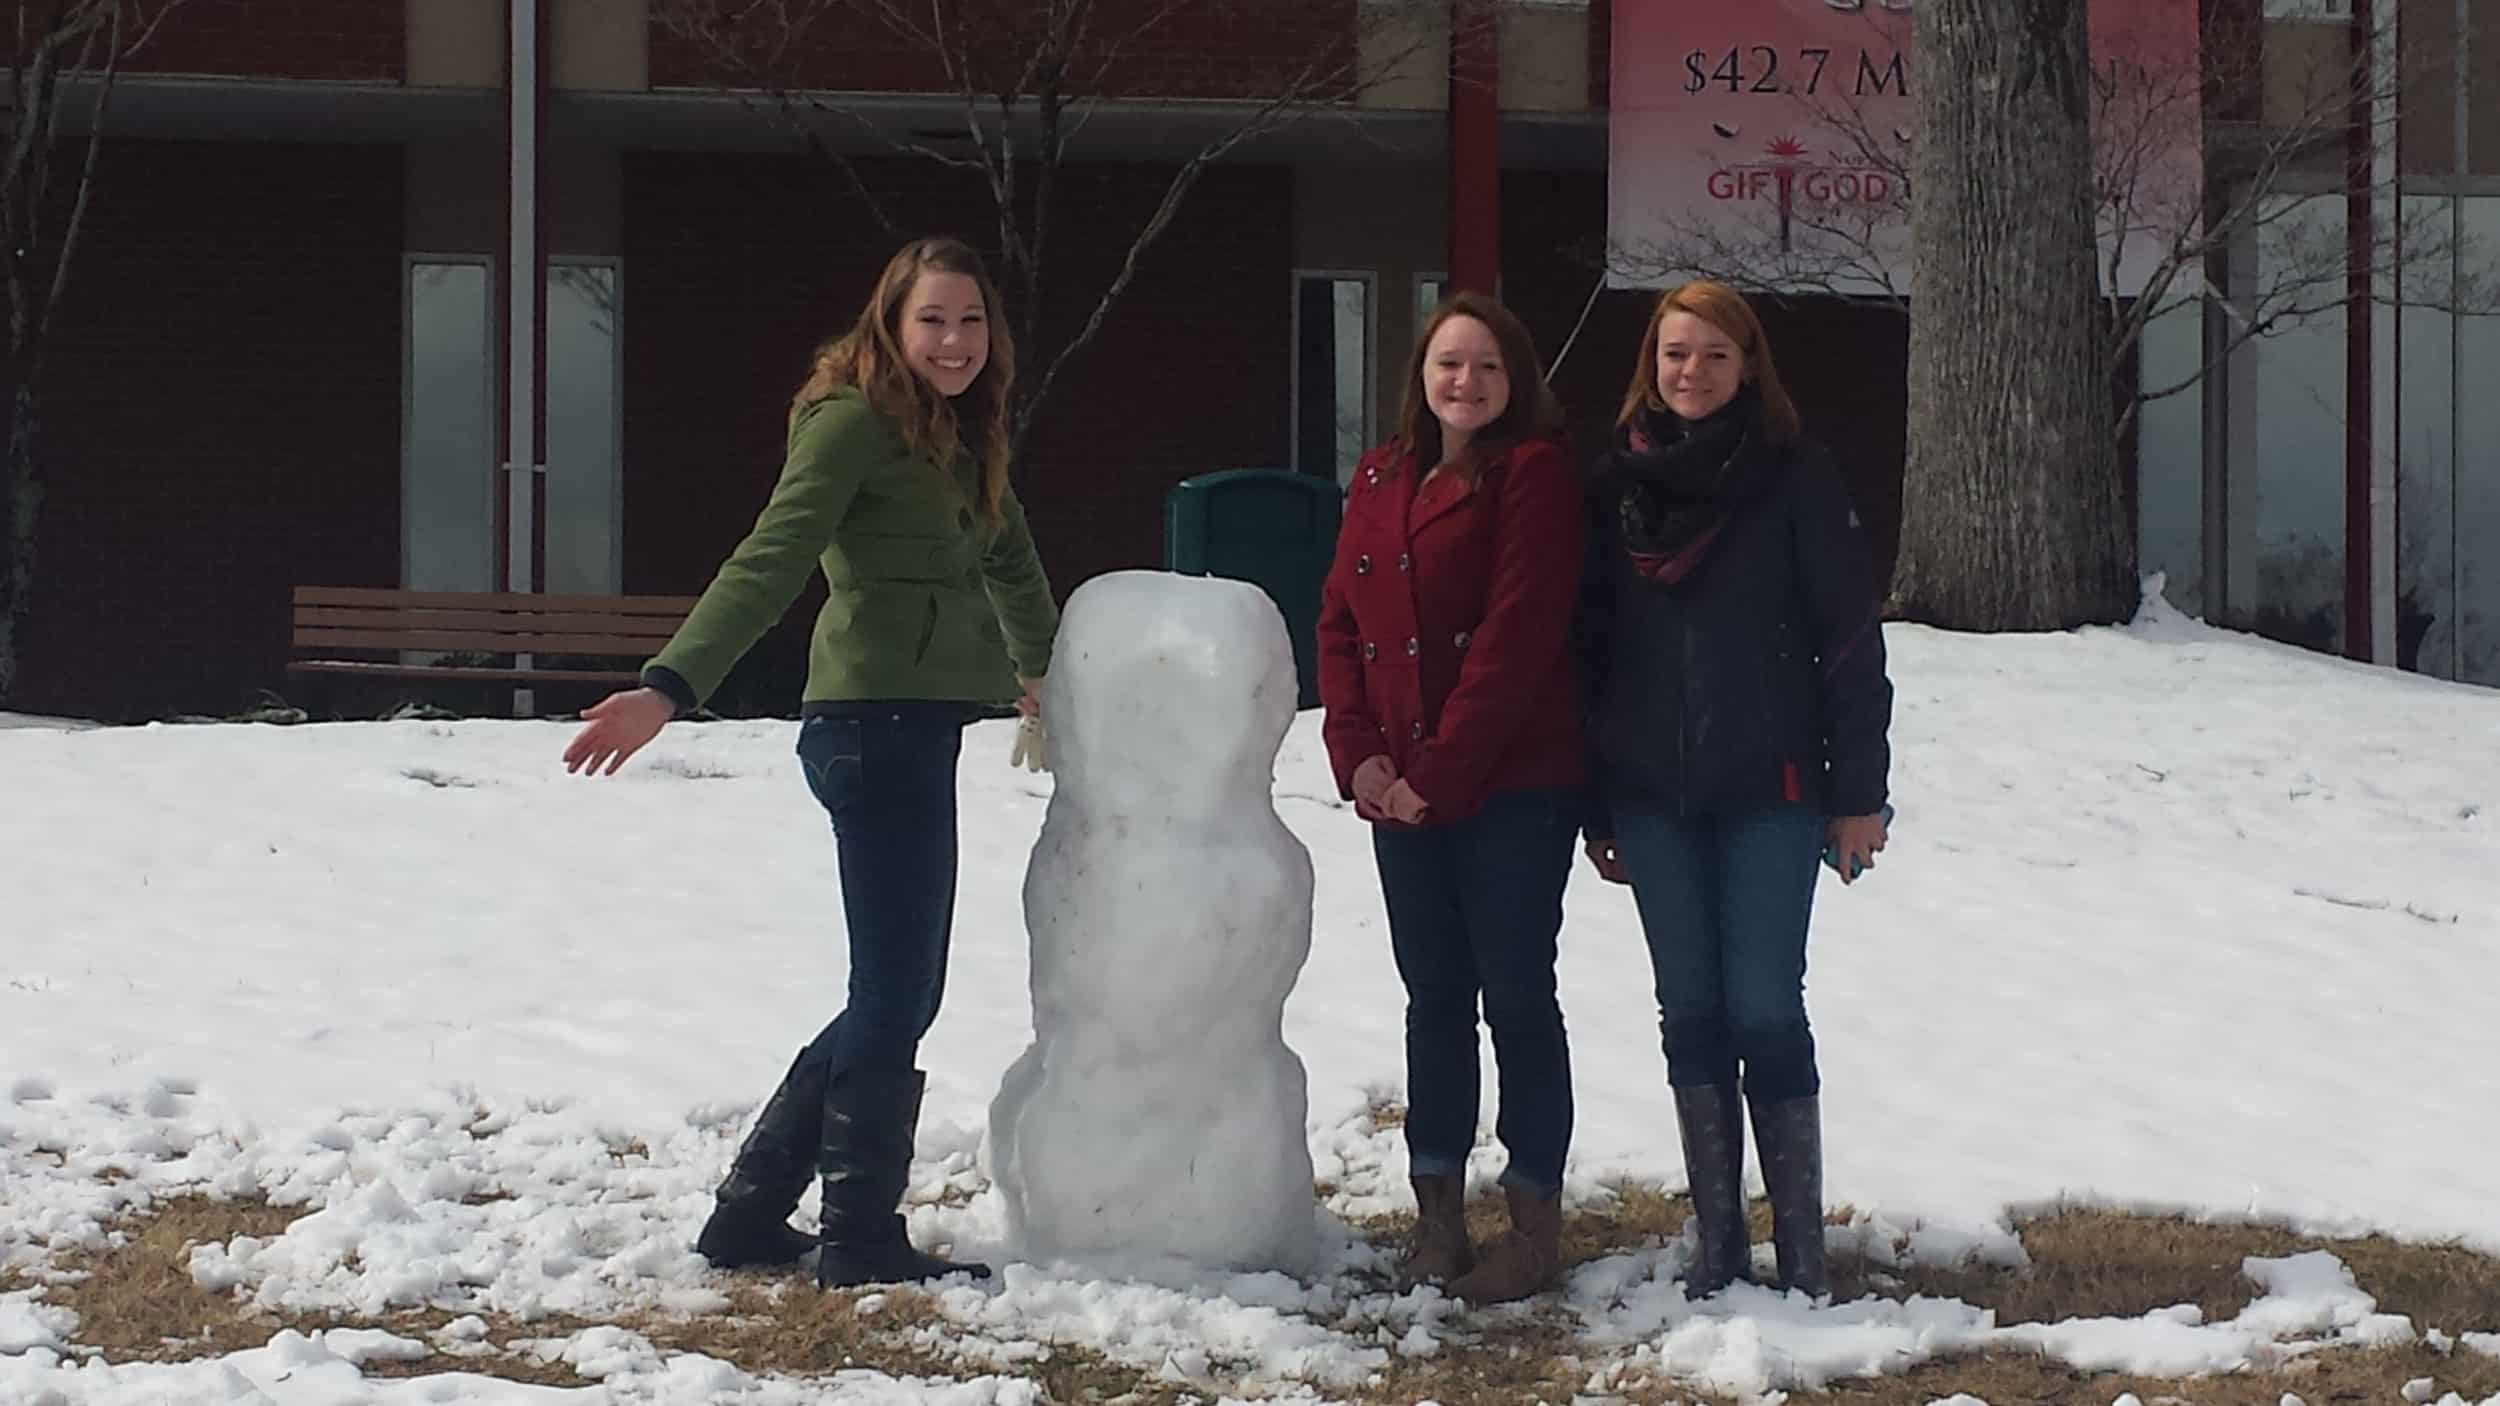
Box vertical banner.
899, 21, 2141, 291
1608, 0, 2202, 295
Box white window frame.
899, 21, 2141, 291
546, 255, 626, 595
401, 252, 498, 595
1288, 268, 1379, 481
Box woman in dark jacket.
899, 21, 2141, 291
1317, 291, 1584, 1302
1579, 280, 1893, 1300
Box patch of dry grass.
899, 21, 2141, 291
47, 1194, 308, 1362
37, 1195, 581, 1386
1807, 1343, 2500, 1406
1358, 1314, 1600, 1406
631, 1281, 959, 1380
1865, 1210, 2500, 1334
21, 1178, 2500, 1406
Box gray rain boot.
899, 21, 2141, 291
816, 1068, 992, 1289
1747, 1094, 1829, 1298
695, 1048, 823, 1268
1672, 1084, 1751, 1295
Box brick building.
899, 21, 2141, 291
10, 0, 2497, 719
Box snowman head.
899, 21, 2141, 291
1045, 572, 1294, 819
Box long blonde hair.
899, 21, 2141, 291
793, 236, 1015, 520
1617, 280, 1801, 443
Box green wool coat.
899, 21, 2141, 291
644, 388, 1057, 708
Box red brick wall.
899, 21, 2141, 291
127, 0, 404, 82
649, 0, 1354, 101
619, 150, 1293, 713
18, 141, 404, 721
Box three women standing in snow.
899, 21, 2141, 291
1579, 282, 1894, 1298
563, 236, 1056, 1290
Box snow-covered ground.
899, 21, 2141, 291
4, 592, 2497, 1405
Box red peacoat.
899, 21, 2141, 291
1316, 434, 1586, 825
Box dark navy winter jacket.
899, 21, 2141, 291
1578, 435, 1893, 839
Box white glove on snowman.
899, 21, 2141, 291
1008, 674, 1049, 773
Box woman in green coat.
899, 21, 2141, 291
562, 237, 1058, 1289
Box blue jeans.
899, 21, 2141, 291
1612, 806, 1825, 1101
1372, 788, 1579, 1196
793, 703, 973, 1077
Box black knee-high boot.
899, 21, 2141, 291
695, 1048, 824, 1268
815, 1068, 991, 1289
1673, 1084, 1751, 1294
1747, 1093, 1829, 1298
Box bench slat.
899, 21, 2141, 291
292, 627, 662, 655
292, 586, 699, 615
292, 606, 681, 638
286, 661, 642, 683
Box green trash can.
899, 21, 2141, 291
1164, 469, 1343, 708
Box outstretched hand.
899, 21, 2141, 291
562, 687, 674, 776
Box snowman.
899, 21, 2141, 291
988, 570, 1320, 1275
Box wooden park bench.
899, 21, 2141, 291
288, 586, 698, 717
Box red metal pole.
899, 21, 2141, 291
1448, 0, 1500, 295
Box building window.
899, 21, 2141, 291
547, 259, 622, 594
404, 257, 496, 592
1416, 273, 1446, 317
1292, 271, 1375, 481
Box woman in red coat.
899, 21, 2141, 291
1316, 291, 1585, 1302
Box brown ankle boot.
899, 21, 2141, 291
1403, 1173, 1473, 1284
1446, 1186, 1561, 1303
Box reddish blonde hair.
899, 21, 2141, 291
794, 236, 1015, 520
1617, 280, 1801, 443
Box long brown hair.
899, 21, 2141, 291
1616, 280, 1801, 443
1393, 291, 1566, 485
793, 236, 1015, 520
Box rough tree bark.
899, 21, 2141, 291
1893, 0, 2134, 630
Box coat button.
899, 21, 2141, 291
1398, 553, 1411, 572
1405, 637, 1418, 656
1453, 630, 1472, 650
1409, 721, 1425, 740
1356, 554, 1371, 574
1362, 642, 1377, 661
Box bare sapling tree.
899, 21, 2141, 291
3, 0, 185, 703
653, 0, 1458, 460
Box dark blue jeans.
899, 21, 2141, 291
1372, 787, 1579, 1196
793, 703, 973, 1078
1612, 806, 1825, 1101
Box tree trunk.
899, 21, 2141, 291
0, 383, 41, 704
1894, 0, 2134, 629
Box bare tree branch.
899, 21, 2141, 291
4, 0, 193, 702
651, 0, 1445, 461
1613, 4, 2498, 439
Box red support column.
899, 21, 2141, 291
1448, 0, 1500, 295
